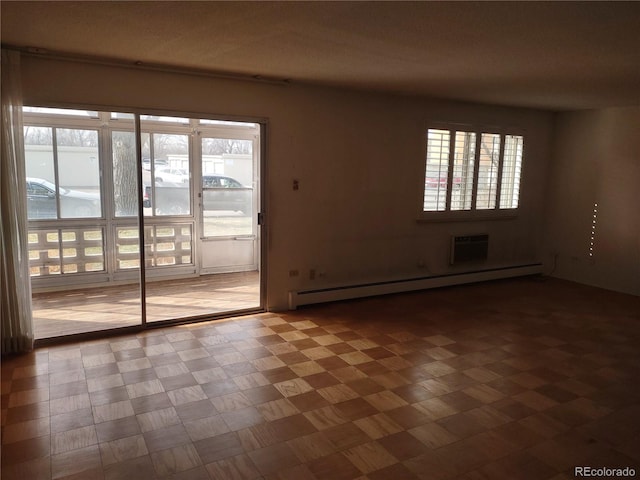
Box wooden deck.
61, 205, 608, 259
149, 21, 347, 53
31, 271, 260, 339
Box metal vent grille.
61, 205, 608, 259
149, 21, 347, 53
450, 234, 488, 264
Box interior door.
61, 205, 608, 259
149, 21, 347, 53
199, 129, 259, 274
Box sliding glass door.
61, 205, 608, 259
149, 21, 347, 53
199, 126, 259, 274
23, 108, 262, 339
24, 108, 143, 337
143, 117, 262, 323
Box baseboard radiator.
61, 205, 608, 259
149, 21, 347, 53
288, 263, 543, 309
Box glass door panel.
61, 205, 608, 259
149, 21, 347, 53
200, 136, 257, 273
57, 128, 101, 218
141, 132, 192, 217
145, 120, 261, 323
141, 118, 198, 322
24, 111, 143, 339
198, 130, 260, 313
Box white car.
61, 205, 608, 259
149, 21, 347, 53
154, 167, 189, 184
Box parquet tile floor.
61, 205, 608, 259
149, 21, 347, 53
2, 276, 639, 479
32, 271, 260, 339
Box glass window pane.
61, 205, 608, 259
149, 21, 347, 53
199, 119, 257, 128
111, 112, 135, 120
23, 107, 99, 117
500, 135, 524, 209
113, 131, 139, 217
476, 133, 501, 210
202, 138, 253, 237
450, 131, 476, 211
423, 129, 450, 212
140, 133, 153, 217
24, 126, 56, 219
152, 133, 190, 216
141, 115, 189, 124
56, 128, 102, 218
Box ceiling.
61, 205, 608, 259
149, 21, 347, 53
2, 1, 639, 111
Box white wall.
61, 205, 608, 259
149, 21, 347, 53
545, 107, 640, 296
20, 56, 555, 309
26, 145, 101, 187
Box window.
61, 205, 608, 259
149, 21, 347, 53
24, 126, 102, 219
22, 107, 197, 281
500, 135, 524, 209
112, 131, 138, 217
22, 107, 260, 285
143, 131, 191, 216
451, 131, 476, 211
23, 107, 99, 118
422, 126, 524, 215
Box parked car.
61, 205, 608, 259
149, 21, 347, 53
143, 175, 251, 215
202, 175, 243, 188
202, 175, 252, 214
26, 177, 101, 219
154, 167, 189, 184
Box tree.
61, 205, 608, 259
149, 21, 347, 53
112, 132, 138, 216
23, 126, 52, 145
202, 138, 252, 155
57, 128, 98, 147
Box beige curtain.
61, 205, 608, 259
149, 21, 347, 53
1, 49, 34, 353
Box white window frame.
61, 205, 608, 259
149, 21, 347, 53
419, 123, 525, 222
23, 106, 262, 289
23, 108, 203, 287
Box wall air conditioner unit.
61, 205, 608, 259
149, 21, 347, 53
450, 234, 488, 265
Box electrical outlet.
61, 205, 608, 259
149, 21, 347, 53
289, 269, 299, 277
309, 269, 316, 280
